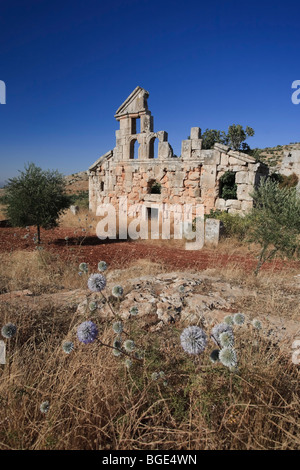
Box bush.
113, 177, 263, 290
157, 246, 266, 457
219, 171, 237, 200
249, 178, 300, 274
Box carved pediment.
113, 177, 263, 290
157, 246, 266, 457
114, 86, 149, 119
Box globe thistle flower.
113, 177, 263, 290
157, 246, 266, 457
113, 348, 122, 357
64, 236, 69, 241
159, 371, 166, 379
151, 372, 159, 381
219, 331, 234, 348
79, 262, 88, 273
124, 358, 132, 368
112, 321, 123, 334
77, 321, 98, 344
129, 306, 139, 316
87, 273, 106, 292
62, 341, 74, 354
113, 338, 122, 350
112, 285, 123, 298
211, 323, 233, 346
40, 401, 50, 414
78, 272, 83, 276
1, 323, 17, 339
252, 319, 262, 330
180, 326, 207, 355
88, 301, 97, 312
178, 285, 185, 294
98, 261, 107, 272
124, 339, 135, 353
233, 313, 245, 325
209, 349, 220, 363
224, 315, 234, 326
219, 347, 238, 368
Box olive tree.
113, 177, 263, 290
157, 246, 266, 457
1, 163, 72, 243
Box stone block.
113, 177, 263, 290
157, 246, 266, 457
235, 171, 249, 184
237, 184, 253, 201
241, 200, 253, 213
215, 198, 226, 211
70, 205, 79, 215
159, 141, 173, 159
190, 127, 201, 139
205, 219, 222, 246
225, 199, 241, 209
181, 140, 192, 159
191, 139, 202, 150
229, 156, 246, 166
220, 153, 229, 166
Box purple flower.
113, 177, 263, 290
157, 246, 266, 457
87, 273, 107, 292
77, 321, 98, 344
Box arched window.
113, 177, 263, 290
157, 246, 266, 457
149, 137, 159, 159
130, 139, 139, 159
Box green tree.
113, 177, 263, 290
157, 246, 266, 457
201, 129, 224, 149
248, 178, 300, 274
201, 125, 254, 151
1, 163, 72, 243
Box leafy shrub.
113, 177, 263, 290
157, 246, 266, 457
219, 171, 237, 200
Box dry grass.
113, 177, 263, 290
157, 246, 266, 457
0, 245, 299, 450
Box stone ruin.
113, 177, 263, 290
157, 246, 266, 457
88, 86, 268, 239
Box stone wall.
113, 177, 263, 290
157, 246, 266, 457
88, 86, 269, 221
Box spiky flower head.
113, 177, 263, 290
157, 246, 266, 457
113, 338, 122, 350
129, 306, 139, 316
209, 349, 220, 363
180, 326, 207, 355
40, 401, 50, 414
77, 321, 98, 344
233, 313, 245, 325
125, 358, 132, 368
1, 323, 17, 339
124, 339, 135, 353
151, 372, 159, 381
224, 315, 234, 326
79, 262, 88, 273
112, 321, 123, 334
219, 347, 238, 368
252, 319, 262, 330
87, 273, 106, 292
113, 348, 122, 357
178, 285, 185, 294
88, 301, 97, 312
112, 285, 123, 298
211, 323, 233, 346
219, 331, 234, 348
98, 261, 107, 272
62, 341, 74, 354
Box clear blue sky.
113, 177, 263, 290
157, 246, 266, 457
0, 0, 299, 184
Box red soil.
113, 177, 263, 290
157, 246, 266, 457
0, 226, 299, 274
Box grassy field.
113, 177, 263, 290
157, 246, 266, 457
0, 229, 299, 450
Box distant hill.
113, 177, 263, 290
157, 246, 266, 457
251, 142, 300, 171
64, 170, 89, 194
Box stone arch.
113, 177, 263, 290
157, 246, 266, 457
129, 138, 139, 159
149, 136, 159, 159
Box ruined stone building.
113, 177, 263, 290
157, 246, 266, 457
88, 86, 268, 222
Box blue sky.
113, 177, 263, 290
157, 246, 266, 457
0, 0, 299, 184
